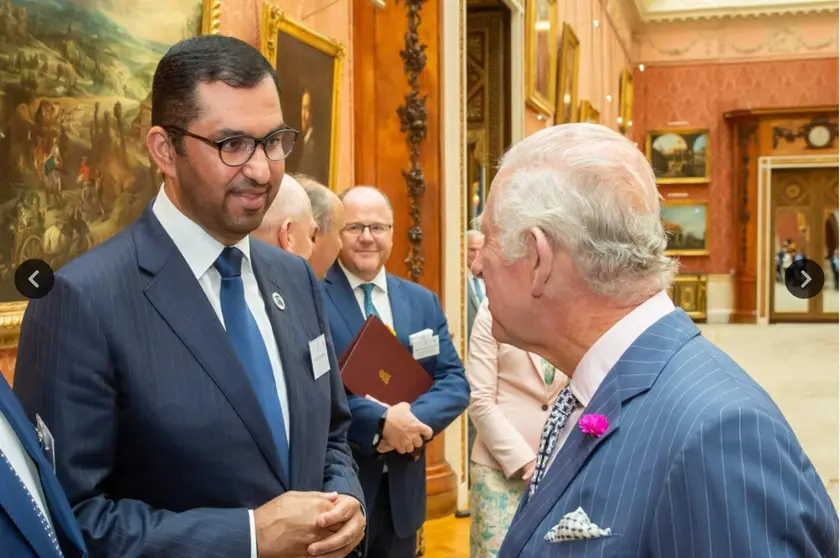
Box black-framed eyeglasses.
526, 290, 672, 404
343, 223, 393, 237
164, 125, 299, 167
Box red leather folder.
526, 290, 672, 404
339, 315, 433, 406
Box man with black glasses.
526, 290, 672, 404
14, 35, 365, 558
320, 186, 469, 558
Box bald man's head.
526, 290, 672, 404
253, 174, 317, 260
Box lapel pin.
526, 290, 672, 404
272, 292, 286, 311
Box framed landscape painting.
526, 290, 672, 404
260, 5, 344, 191
661, 201, 710, 256
0, 0, 212, 344
645, 128, 711, 184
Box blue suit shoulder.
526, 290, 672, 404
387, 272, 436, 299
53, 222, 138, 290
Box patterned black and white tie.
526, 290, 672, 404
529, 386, 578, 498
0, 448, 63, 556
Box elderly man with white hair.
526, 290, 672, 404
470, 124, 837, 557
252, 173, 316, 259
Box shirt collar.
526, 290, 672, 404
338, 259, 388, 294
152, 185, 251, 279
570, 291, 675, 407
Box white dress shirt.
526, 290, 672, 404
546, 291, 675, 470
0, 411, 55, 532
338, 260, 394, 329
153, 186, 289, 558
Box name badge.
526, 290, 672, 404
35, 414, 56, 471
309, 334, 330, 380
411, 334, 440, 360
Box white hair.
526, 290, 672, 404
466, 228, 484, 239
493, 123, 676, 299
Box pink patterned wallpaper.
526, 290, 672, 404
633, 57, 839, 274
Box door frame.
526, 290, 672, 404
757, 154, 839, 324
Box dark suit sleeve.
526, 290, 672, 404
409, 292, 470, 436
650, 405, 839, 558
307, 266, 365, 503
13, 275, 251, 558
345, 394, 387, 456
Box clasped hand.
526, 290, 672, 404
366, 395, 433, 454
255, 491, 365, 558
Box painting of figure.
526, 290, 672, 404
0, 0, 205, 304
646, 129, 711, 184
261, 7, 343, 190
661, 201, 710, 256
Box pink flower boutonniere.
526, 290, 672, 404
579, 414, 609, 438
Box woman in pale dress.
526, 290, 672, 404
466, 298, 566, 557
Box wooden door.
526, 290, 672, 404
769, 167, 839, 322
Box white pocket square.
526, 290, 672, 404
544, 507, 612, 542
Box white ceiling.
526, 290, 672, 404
633, 0, 839, 22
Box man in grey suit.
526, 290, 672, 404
13, 35, 365, 558
471, 123, 838, 557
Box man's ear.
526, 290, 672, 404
277, 220, 293, 251
146, 126, 177, 180
529, 227, 554, 298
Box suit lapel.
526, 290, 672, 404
250, 246, 305, 489
387, 274, 412, 347
324, 263, 365, 338
0, 384, 61, 558
134, 209, 288, 489
501, 310, 700, 557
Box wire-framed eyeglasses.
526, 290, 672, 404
164, 125, 299, 167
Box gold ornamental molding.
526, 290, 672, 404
201, 0, 222, 35
632, 0, 838, 23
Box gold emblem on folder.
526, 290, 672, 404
379, 369, 391, 385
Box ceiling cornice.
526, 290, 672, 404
632, 0, 838, 23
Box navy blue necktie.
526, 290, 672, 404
215, 247, 290, 475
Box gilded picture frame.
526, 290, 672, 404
260, 5, 344, 191
618, 67, 633, 128
661, 200, 711, 256
525, 0, 558, 118
645, 128, 711, 184
555, 22, 580, 124
579, 100, 600, 124
0, 0, 217, 349
666, 274, 708, 321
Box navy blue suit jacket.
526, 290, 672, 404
499, 310, 839, 557
321, 262, 469, 538
0, 375, 86, 558
13, 207, 364, 557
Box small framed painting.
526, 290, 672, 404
645, 129, 711, 184
661, 201, 710, 256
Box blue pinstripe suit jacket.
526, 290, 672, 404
12, 207, 364, 557
500, 310, 838, 557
